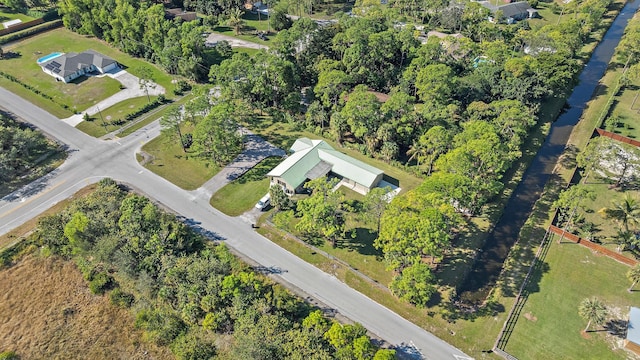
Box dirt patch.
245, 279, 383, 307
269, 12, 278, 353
0, 255, 173, 360
138, 151, 155, 167
523, 312, 537, 322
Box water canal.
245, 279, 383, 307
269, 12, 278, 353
459, 0, 640, 303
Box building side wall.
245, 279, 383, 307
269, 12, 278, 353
270, 177, 295, 195
624, 340, 640, 355
100, 62, 118, 73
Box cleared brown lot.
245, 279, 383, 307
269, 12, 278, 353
0, 255, 173, 360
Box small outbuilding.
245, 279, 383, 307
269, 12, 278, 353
626, 307, 640, 355
266, 138, 384, 195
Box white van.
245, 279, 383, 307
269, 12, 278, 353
255, 193, 271, 211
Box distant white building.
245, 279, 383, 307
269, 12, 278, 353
479, 1, 538, 24
39, 50, 118, 83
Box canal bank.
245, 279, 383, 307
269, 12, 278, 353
458, 0, 640, 303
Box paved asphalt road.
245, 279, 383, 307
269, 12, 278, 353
0, 87, 472, 360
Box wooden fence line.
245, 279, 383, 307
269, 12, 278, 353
595, 128, 640, 148
492, 229, 553, 360
548, 225, 638, 267
0, 18, 44, 36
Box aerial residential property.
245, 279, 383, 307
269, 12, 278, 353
2, 0, 640, 357
38, 50, 118, 83
266, 137, 384, 195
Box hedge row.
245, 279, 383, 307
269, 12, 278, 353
125, 96, 165, 121
0, 70, 73, 112
0, 19, 63, 45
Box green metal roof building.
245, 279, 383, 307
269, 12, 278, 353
266, 138, 384, 195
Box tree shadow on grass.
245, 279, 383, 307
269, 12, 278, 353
436, 219, 483, 289
235, 157, 281, 184
558, 144, 579, 170
335, 227, 382, 257
441, 298, 506, 323
3, 51, 21, 59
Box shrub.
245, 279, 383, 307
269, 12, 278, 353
173, 80, 192, 95
123, 97, 164, 121
84, 268, 115, 295
136, 309, 187, 346
0, 351, 19, 360
109, 288, 135, 308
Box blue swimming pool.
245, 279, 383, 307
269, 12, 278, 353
37, 52, 63, 64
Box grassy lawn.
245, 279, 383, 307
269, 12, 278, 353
528, 1, 562, 28
0, 10, 36, 22
233, 47, 261, 57
210, 157, 282, 216
140, 124, 220, 190
241, 12, 272, 32
119, 93, 194, 137
212, 11, 276, 43
1, 28, 174, 117
578, 183, 640, 239
505, 234, 636, 360
604, 72, 640, 139
75, 96, 155, 137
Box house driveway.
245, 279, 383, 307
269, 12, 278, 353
205, 33, 269, 50
194, 128, 285, 199
62, 68, 165, 126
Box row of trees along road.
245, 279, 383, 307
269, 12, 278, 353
16, 179, 397, 360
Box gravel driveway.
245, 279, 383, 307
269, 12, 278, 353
205, 33, 269, 50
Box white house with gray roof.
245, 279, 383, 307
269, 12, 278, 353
39, 50, 118, 83
478, 1, 537, 24
266, 138, 384, 195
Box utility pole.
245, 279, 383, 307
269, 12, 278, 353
97, 105, 107, 133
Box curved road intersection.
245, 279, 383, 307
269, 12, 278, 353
0, 87, 471, 360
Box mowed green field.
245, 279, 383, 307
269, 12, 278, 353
0, 28, 173, 117
141, 123, 220, 190
505, 235, 637, 359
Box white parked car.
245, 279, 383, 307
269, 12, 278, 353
255, 193, 271, 211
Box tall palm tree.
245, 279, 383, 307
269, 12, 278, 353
228, 9, 245, 35
627, 265, 640, 292
578, 297, 608, 333
601, 195, 640, 233
609, 229, 636, 253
